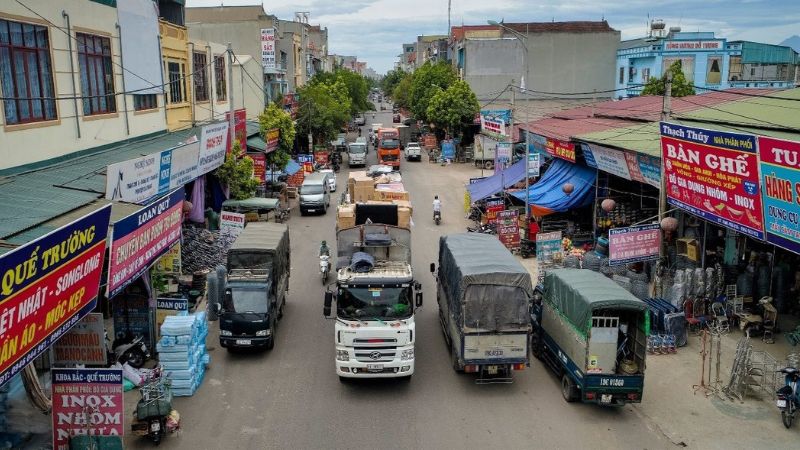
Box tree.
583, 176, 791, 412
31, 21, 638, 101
258, 102, 295, 171
311, 69, 371, 116
297, 80, 351, 145
215, 141, 260, 200
391, 73, 413, 109
381, 68, 406, 97
641, 61, 695, 97
425, 80, 479, 138
409, 61, 457, 122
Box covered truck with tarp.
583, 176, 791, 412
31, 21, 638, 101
532, 269, 648, 405
432, 233, 532, 383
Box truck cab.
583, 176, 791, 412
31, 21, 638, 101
377, 128, 401, 170
348, 142, 367, 167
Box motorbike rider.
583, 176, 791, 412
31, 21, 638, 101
319, 240, 330, 257
433, 195, 442, 220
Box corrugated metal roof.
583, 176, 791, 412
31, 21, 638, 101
521, 117, 635, 142
675, 88, 800, 130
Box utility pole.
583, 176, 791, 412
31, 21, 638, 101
227, 43, 235, 152
447, 0, 451, 37
524, 85, 531, 227
658, 71, 672, 258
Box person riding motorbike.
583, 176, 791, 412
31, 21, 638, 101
433, 195, 441, 220
319, 240, 330, 257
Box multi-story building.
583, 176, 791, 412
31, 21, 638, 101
400, 42, 416, 71
416, 35, 448, 68
616, 21, 799, 98
451, 22, 620, 101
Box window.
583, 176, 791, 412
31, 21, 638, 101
193, 52, 208, 102
706, 56, 721, 84
77, 33, 116, 115
728, 56, 742, 81
619, 67, 625, 84
0, 19, 57, 125
167, 61, 186, 104
642, 68, 650, 82
214, 55, 226, 101
133, 94, 157, 111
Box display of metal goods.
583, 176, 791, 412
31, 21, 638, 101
595, 201, 655, 230
181, 227, 237, 274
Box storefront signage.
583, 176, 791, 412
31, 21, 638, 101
313, 151, 329, 165
220, 211, 246, 237
265, 128, 280, 153
108, 190, 184, 298
495, 142, 512, 174
480, 109, 510, 137
260, 28, 276, 71
660, 122, 764, 239
225, 108, 248, 153
586, 144, 631, 180
297, 154, 314, 173
106, 140, 200, 204
249, 153, 266, 183
528, 153, 541, 177
545, 138, 576, 163
154, 242, 181, 274
608, 224, 661, 266
156, 297, 188, 336
758, 136, 800, 253
0, 206, 111, 387
51, 368, 123, 449
53, 313, 106, 366
536, 231, 563, 263
198, 122, 230, 175
625, 153, 661, 188
664, 40, 722, 51
485, 198, 504, 224
497, 209, 520, 249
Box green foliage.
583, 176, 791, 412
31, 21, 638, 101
381, 68, 406, 97
425, 80, 479, 137
297, 80, 351, 145
392, 73, 413, 109
311, 69, 371, 116
641, 61, 696, 97
410, 61, 457, 122
258, 103, 295, 171
215, 141, 260, 200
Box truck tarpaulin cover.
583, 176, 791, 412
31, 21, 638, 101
511, 158, 596, 216
349, 252, 376, 273
543, 269, 647, 335
438, 233, 533, 330
227, 222, 289, 274
467, 157, 526, 202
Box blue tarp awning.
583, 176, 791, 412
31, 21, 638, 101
511, 159, 596, 216
467, 158, 526, 202
285, 159, 302, 175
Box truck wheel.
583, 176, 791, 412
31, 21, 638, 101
451, 347, 463, 373
206, 273, 219, 321
484, 160, 494, 171
531, 333, 543, 360
561, 374, 579, 403
266, 320, 276, 350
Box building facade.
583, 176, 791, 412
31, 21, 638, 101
616, 23, 799, 98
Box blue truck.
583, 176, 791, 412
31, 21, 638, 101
531, 269, 648, 405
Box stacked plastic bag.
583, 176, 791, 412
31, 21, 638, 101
157, 312, 210, 397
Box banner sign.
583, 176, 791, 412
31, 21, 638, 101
586, 144, 631, 180
52, 368, 123, 449
297, 154, 314, 173
480, 116, 506, 136
536, 231, 563, 263
545, 138, 576, 163
313, 151, 329, 165
198, 122, 229, 175
625, 152, 661, 188
485, 198, 504, 224
249, 152, 266, 182
497, 209, 520, 249
53, 313, 105, 366
108, 189, 184, 297
0, 206, 111, 387
260, 28, 276, 71
660, 122, 764, 239
154, 242, 181, 274
608, 224, 661, 266
265, 128, 280, 153
664, 40, 723, 51
156, 297, 188, 336
469, 177, 487, 185
441, 140, 456, 160
495, 142, 512, 174
220, 211, 246, 238
106, 140, 199, 204
225, 108, 247, 153
758, 136, 800, 253
528, 153, 540, 177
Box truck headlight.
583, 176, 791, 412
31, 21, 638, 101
401, 349, 414, 360
220, 330, 232, 336
336, 350, 350, 361
256, 329, 270, 337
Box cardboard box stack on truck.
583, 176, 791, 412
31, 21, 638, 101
210, 222, 290, 351
377, 128, 401, 170
531, 269, 648, 405
431, 233, 532, 383
323, 223, 423, 382
338, 171, 412, 231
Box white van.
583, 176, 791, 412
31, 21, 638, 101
299, 172, 331, 215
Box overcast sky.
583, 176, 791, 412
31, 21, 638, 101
185, 0, 800, 74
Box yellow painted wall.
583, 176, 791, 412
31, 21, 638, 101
160, 20, 191, 131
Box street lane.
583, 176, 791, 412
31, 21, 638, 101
126, 108, 672, 449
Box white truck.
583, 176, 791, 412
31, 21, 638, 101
348, 142, 367, 167
324, 223, 423, 382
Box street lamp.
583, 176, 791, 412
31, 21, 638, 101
488, 20, 532, 228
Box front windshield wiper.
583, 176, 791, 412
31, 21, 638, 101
235, 310, 266, 318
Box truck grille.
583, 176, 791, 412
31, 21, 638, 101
354, 346, 397, 362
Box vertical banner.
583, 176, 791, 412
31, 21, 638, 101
260, 28, 276, 70
53, 313, 106, 366
528, 153, 540, 177
660, 122, 763, 239
536, 231, 564, 263
52, 368, 123, 449
198, 121, 230, 174
0, 206, 111, 386
265, 128, 280, 154
485, 198, 504, 224
608, 224, 661, 266
758, 136, 800, 253
108, 190, 184, 298
441, 140, 456, 161
249, 153, 266, 182
495, 142, 512, 175
225, 108, 248, 153
497, 209, 520, 249
220, 211, 246, 238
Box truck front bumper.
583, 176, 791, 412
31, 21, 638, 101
336, 347, 414, 378
220, 336, 271, 349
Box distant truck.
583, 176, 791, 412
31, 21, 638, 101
397, 124, 411, 148
377, 128, 401, 170
215, 222, 290, 351
430, 233, 532, 383
347, 142, 367, 167
532, 269, 648, 405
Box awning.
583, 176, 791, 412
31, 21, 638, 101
467, 158, 526, 202
285, 159, 302, 175
511, 159, 596, 216
222, 197, 279, 211
247, 135, 267, 152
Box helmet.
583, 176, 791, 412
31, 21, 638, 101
322, 240, 327, 246
434, 195, 439, 199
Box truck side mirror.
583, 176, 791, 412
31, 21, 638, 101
429, 263, 435, 273
415, 292, 423, 308
414, 282, 421, 291
323, 291, 333, 317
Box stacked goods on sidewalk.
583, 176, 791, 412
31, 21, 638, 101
339, 171, 413, 230
157, 312, 211, 397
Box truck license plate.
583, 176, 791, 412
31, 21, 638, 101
307, 209, 315, 213
150, 422, 161, 432
601, 394, 612, 404
487, 365, 498, 375
777, 399, 787, 408
236, 339, 251, 345
366, 364, 383, 372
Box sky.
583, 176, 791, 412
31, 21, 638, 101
185, 0, 800, 74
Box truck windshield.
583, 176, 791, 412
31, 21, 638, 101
349, 145, 366, 154
463, 285, 529, 332
380, 139, 399, 149
300, 184, 324, 195
225, 288, 268, 314
337, 287, 412, 320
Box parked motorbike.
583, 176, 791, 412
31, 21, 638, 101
320, 254, 331, 284
108, 333, 150, 368
434, 210, 441, 225
520, 238, 536, 259
132, 371, 179, 445
777, 366, 800, 428
467, 223, 496, 235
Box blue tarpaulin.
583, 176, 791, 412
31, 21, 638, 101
467, 158, 526, 202
511, 159, 596, 216
285, 159, 302, 175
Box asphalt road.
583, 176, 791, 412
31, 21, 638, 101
126, 108, 673, 449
